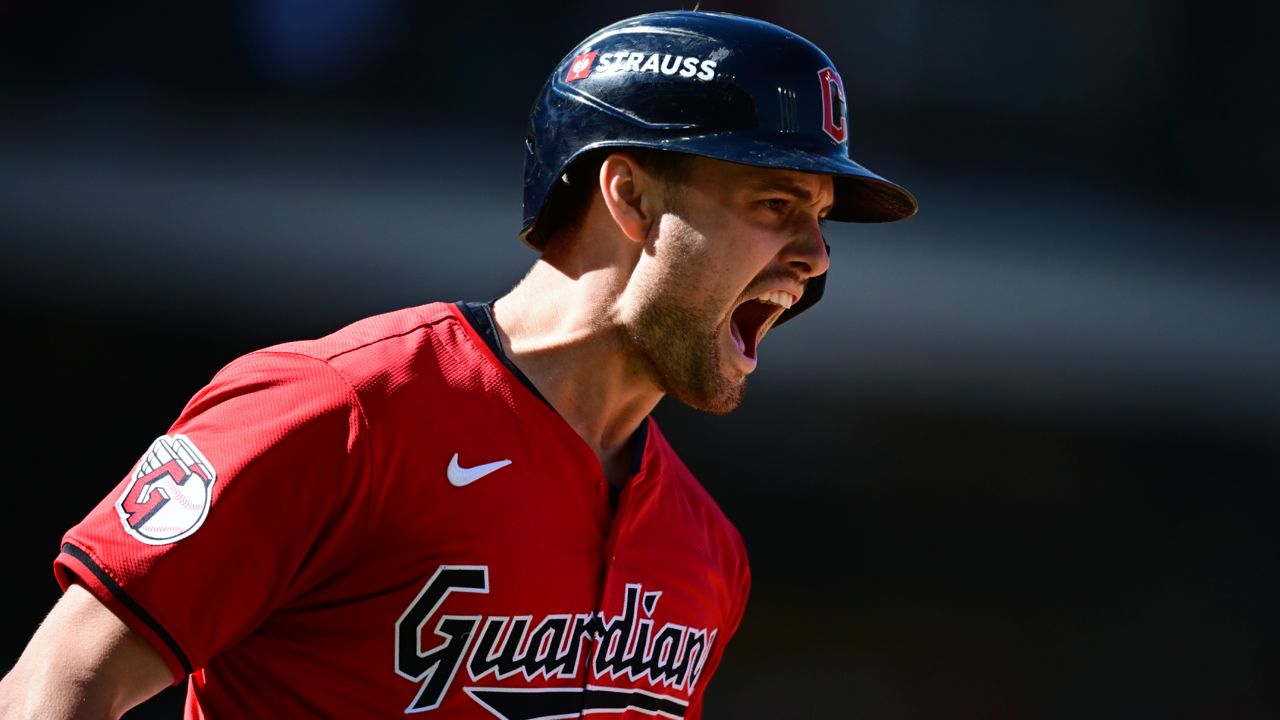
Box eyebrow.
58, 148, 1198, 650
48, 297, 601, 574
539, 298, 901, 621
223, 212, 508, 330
748, 179, 834, 212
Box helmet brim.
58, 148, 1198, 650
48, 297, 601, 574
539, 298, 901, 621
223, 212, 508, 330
559, 135, 918, 224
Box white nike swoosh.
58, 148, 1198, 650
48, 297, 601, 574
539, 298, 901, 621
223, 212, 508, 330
447, 453, 513, 487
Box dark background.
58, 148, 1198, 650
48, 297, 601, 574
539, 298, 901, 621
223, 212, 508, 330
3, 1, 1277, 718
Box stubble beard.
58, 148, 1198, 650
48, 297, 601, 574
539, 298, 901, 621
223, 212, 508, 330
627, 211, 747, 416
629, 298, 747, 415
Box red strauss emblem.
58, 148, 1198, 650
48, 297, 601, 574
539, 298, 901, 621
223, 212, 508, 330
565, 51, 598, 82
817, 66, 847, 144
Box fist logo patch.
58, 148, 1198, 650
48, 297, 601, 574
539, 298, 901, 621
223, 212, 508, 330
565, 51, 598, 82
115, 434, 217, 545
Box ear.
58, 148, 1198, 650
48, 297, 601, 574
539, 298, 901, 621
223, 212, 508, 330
598, 153, 660, 244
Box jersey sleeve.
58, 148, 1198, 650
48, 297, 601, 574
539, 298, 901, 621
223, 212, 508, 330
53, 350, 371, 682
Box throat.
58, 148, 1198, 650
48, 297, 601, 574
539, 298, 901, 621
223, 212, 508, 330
600, 447, 633, 488
599, 418, 648, 490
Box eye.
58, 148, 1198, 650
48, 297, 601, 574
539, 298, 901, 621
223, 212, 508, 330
759, 198, 790, 213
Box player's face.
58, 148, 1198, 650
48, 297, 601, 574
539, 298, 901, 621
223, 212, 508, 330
626, 156, 832, 414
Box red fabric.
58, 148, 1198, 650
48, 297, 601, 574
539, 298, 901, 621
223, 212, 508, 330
56, 302, 749, 718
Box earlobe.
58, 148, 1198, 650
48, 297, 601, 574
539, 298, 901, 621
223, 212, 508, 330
599, 154, 656, 244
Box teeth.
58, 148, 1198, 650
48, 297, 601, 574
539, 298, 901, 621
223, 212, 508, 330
756, 290, 795, 309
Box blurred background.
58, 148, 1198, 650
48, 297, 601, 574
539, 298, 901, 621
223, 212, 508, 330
2, 1, 1277, 718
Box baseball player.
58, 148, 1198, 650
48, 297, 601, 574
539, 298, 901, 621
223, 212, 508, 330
0, 10, 915, 719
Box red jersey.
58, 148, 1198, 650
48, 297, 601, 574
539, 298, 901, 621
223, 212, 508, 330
54, 302, 751, 719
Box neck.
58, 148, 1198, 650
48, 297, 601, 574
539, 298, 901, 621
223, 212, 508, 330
491, 254, 662, 483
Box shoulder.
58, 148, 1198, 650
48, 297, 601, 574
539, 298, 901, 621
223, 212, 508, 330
259, 302, 462, 367
211, 302, 482, 395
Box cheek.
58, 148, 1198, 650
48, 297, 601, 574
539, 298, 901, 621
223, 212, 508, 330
653, 215, 772, 305
651, 218, 716, 284
714, 226, 782, 283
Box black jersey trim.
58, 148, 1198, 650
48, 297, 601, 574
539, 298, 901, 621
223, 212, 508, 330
456, 301, 553, 407
629, 416, 649, 476
60, 543, 194, 675
465, 685, 687, 719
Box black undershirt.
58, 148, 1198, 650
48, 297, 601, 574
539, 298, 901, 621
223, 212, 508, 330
455, 301, 646, 509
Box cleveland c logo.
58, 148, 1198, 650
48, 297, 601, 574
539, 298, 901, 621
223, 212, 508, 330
818, 66, 847, 144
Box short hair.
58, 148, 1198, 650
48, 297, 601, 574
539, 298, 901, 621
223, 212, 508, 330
529, 148, 694, 249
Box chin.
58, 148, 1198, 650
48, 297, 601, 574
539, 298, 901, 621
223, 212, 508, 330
667, 368, 748, 416
630, 299, 750, 414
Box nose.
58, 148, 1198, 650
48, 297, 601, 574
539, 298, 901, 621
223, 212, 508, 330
782, 216, 832, 279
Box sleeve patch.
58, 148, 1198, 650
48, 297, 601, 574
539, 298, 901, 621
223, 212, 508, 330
114, 434, 217, 545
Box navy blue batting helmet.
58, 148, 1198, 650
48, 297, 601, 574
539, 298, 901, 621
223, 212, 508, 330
522, 10, 917, 323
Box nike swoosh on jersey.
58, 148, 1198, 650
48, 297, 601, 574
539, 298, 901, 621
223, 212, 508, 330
447, 454, 513, 487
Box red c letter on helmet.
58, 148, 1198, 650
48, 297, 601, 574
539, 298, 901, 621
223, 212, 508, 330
818, 67, 847, 144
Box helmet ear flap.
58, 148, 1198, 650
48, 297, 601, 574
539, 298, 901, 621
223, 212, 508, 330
523, 148, 610, 251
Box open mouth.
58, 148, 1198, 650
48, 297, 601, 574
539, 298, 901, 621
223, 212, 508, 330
729, 290, 796, 361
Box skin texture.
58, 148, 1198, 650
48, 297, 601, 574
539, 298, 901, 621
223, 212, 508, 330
0, 584, 173, 720
0, 152, 833, 717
